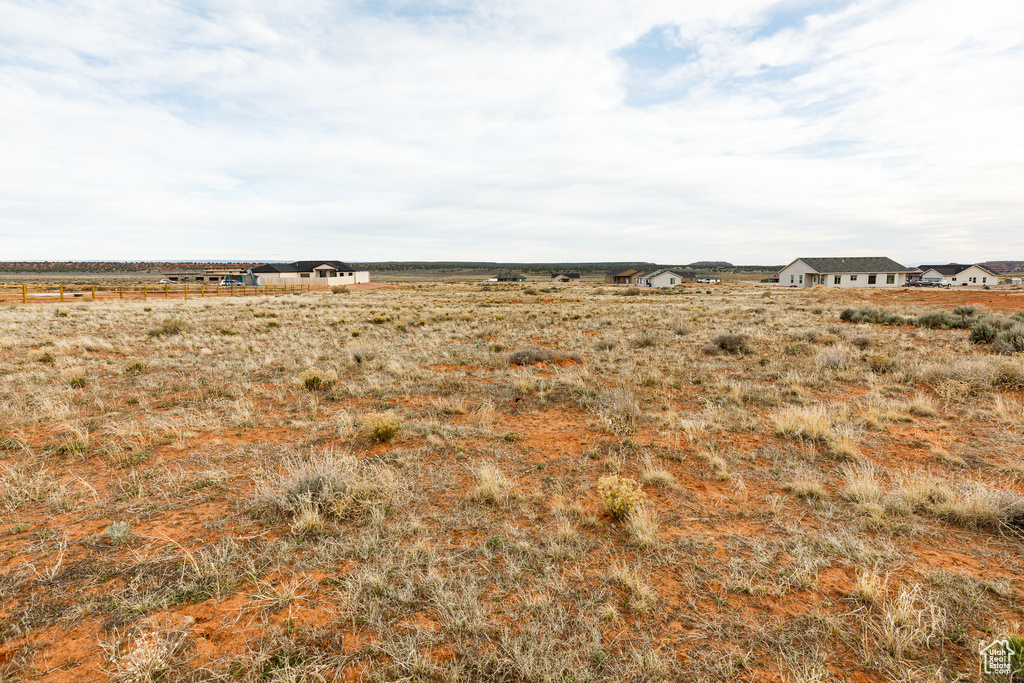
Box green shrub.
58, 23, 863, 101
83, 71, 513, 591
995, 324, 1024, 354
952, 305, 979, 317
916, 311, 969, 330
969, 322, 998, 344
299, 368, 338, 391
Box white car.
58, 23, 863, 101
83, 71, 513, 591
159, 279, 170, 284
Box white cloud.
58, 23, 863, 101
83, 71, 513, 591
0, 0, 1022, 263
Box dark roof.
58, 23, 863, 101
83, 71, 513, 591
607, 267, 641, 277
793, 257, 912, 273
918, 263, 997, 277
252, 261, 355, 274
635, 268, 695, 279
552, 273, 581, 278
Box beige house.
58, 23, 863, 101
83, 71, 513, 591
251, 261, 369, 287
778, 257, 916, 288
918, 263, 998, 286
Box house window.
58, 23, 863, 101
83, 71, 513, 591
850, 274, 858, 281
868, 274, 877, 284
886, 274, 895, 284
799, 275, 803, 284
670, 278, 675, 285
790, 275, 795, 283
952, 277, 957, 281
983, 277, 987, 283
834, 275, 841, 284
300, 273, 310, 278
348, 272, 353, 276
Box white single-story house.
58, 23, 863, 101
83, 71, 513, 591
635, 268, 696, 288
917, 263, 998, 287
778, 257, 916, 288
251, 261, 369, 287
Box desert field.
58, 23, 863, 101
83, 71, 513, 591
1, 282, 1024, 682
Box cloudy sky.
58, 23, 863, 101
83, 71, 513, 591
1, 0, 1022, 264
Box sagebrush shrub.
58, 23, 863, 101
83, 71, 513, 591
506, 346, 553, 365
331, 285, 350, 294
597, 475, 646, 519
970, 322, 998, 344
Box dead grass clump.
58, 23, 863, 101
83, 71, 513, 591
364, 411, 401, 442
906, 393, 937, 417
705, 333, 752, 355
469, 463, 511, 505
331, 285, 350, 294
772, 405, 832, 443
147, 317, 186, 337
632, 331, 659, 348
597, 475, 646, 519
640, 458, 676, 488
813, 346, 849, 372
609, 562, 657, 612
593, 388, 643, 433
102, 629, 191, 683
625, 506, 660, 547
934, 482, 1024, 531
60, 366, 88, 388
250, 450, 400, 524
784, 473, 825, 500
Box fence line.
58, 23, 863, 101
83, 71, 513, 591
0, 282, 319, 304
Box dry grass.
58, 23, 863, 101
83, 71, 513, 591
0, 281, 1021, 681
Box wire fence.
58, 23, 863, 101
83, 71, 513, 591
0, 282, 319, 304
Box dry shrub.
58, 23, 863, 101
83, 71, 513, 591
60, 366, 87, 388
851, 335, 874, 349
640, 457, 676, 488
906, 393, 937, 417
609, 562, 657, 612
706, 333, 752, 355
364, 411, 401, 442
597, 475, 646, 519
866, 353, 898, 374
148, 317, 186, 337
593, 388, 642, 433
506, 346, 553, 365
813, 346, 849, 372
250, 450, 400, 524
299, 368, 338, 391
331, 285, 350, 294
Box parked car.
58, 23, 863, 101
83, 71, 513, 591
696, 277, 722, 284
159, 279, 170, 284
935, 280, 953, 288
219, 280, 246, 287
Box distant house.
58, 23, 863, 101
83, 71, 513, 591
918, 263, 998, 287
695, 276, 721, 284
162, 267, 246, 283
635, 268, 695, 288
778, 257, 915, 288
550, 273, 581, 283
487, 271, 526, 282
605, 267, 643, 285
251, 261, 369, 286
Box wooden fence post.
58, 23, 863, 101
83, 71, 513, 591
59, 284, 64, 302
144, 284, 147, 300
92, 284, 96, 300
119, 285, 123, 300
164, 285, 168, 299
22, 284, 27, 304
201, 284, 205, 297
184, 284, 188, 299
